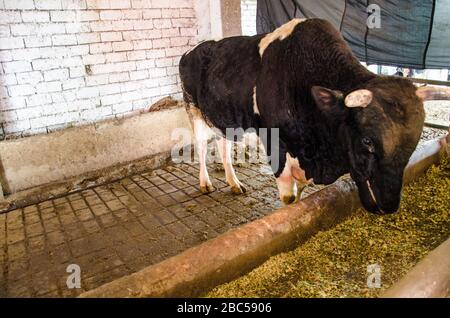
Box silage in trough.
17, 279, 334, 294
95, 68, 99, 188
208, 157, 450, 298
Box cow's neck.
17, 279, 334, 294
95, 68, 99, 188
314, 55, 377, 93
337, 65, 377, 92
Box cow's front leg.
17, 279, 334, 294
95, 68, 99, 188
260, 132, 296, 204
276, 153, 298, 204
216, 137, 247, 194
276, 153, 311, 204
290, 154, 313, 199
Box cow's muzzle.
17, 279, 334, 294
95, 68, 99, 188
358, 179, 398, 215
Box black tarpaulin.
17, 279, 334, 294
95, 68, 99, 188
256, 0, 450, 69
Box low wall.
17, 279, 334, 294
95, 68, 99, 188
0, 104, 192, 195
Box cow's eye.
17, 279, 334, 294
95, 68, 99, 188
362, 137, 375, 153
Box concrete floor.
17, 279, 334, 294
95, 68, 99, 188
0, 160, 324, 297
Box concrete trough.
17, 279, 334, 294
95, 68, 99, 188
80, 137, 448, 298
382, 237, 450, 298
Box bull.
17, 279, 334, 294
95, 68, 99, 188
179, 18, 450, 214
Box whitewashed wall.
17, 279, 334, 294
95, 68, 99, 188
240, 0, 256, 36
0, 0, 197, 138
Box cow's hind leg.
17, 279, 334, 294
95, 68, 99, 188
187, 106, 215, 194
277, 153, 312, 204
216, 137, 247, 194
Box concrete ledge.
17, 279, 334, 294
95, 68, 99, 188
382, 237, 450, 298
80, 138, 447, 298
403, 138, 443, 183
0, 104, 192, 195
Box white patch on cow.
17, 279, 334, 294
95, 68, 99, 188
253, 86, 260, 115
259, 18, 306, 57
287, 154, 312, 184
367, 180, 377, 205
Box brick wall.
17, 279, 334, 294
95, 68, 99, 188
0, 0, 197, 138
241, 0, 256, 36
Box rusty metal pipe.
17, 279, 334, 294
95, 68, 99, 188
80, 138, 447, 298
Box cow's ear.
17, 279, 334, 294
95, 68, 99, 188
311, 86, 345, 116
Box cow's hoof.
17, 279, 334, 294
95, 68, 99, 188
200, 184, 215, 194
231, 184, 247, 195
281, 195, 296, 205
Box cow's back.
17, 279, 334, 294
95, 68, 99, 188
256, 18, 374, 183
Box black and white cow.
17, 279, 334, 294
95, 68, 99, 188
179, 18, 450, 214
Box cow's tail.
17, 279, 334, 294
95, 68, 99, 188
179, 41, 215, 106
179, 52, 193, 105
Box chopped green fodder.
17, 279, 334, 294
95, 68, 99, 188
207, 157, 450, 298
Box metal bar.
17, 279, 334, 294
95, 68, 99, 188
409, 78, 450, 87
424, 122, 449, 130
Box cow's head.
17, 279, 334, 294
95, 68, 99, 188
312, 77, 449, 214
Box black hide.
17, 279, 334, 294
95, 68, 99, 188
179, 18, 425, 214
